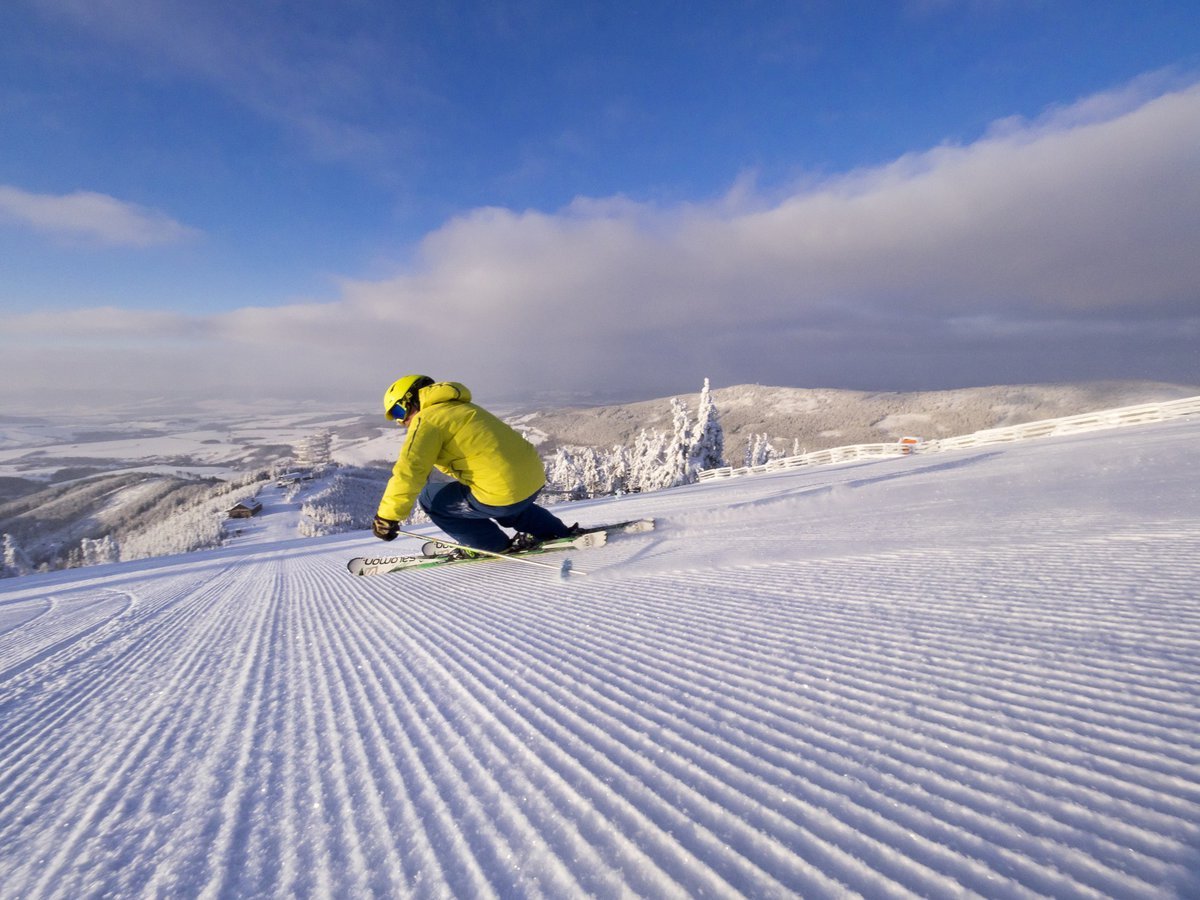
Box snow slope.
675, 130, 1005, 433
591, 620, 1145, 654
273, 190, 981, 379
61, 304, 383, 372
1, 419, 1197, 898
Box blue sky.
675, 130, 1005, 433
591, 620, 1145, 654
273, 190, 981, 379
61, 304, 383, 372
1, 1, 1198, 410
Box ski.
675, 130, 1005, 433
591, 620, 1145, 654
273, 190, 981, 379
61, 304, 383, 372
349, 531, 604, 576
347, 518, 654, 577
421, 517, 654, 557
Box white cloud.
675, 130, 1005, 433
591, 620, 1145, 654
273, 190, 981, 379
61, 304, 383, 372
3, 306, 203, 339
3, 77, 1199, 408
0, 185, 199, 247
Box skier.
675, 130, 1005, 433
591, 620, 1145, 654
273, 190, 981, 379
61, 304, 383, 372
371, 375, 576, 558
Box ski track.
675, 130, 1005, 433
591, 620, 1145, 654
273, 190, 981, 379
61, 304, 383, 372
1, 423, 1198, 898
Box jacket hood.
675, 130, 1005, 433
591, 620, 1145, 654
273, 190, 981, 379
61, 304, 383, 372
420, 381, 472, 408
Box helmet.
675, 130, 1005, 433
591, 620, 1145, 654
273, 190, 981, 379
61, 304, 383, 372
383, 374, 434, 420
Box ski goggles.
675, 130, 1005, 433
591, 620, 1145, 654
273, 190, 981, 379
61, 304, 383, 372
389, 401, 409, 421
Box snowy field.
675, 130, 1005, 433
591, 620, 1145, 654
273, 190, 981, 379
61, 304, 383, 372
0, 404, 375, 482
1, 418, 1197, 898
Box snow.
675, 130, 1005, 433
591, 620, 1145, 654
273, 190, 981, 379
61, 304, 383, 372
0, 407, 370, 481
220, 481, 308, 548
871, 412, 935, 433
1, 419, 1198, 898
331, 430, 400, 468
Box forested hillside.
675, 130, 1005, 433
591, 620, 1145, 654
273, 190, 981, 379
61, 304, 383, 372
508, 380, 1199, 462
0, 472, 266, 574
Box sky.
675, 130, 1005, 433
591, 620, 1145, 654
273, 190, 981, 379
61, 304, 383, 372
1, 1, 1198, 413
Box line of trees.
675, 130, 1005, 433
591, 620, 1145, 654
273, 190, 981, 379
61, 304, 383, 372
547, 378, 726, 499
742, 434, 804, 468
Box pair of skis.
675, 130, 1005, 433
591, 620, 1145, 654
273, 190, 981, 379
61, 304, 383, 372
346, 519, 655, 578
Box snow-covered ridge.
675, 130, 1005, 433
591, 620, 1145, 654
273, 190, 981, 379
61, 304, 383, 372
506, 379, 1200, 460
701, 392, 1200, 481
2, 380, 1196, 575
1, 418, 1197, 897
2, 381, 1194, 484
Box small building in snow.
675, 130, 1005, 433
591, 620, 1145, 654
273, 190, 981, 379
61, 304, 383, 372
227, 500, 263, 519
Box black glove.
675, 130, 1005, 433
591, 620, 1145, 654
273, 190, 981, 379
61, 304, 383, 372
372, 515, 400, 541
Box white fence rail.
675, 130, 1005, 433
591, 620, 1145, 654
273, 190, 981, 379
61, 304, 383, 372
699, 442, 910, 481
698, 395, 1200, 482
922, 395, 1200, 452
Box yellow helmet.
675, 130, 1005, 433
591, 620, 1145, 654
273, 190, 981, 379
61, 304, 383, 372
383, 375, 433, 420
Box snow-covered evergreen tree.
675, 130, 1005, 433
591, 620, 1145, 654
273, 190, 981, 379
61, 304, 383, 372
605, 443, 631, 495
744, 433, 779, 467
2, 533, 30, 578
547, 444, 633, 499
80, 535, 119, 565
666, 398, 694, 487
627, 429, 668, 492
688, 378, 725, 473
579, 448, 602, 495
547, 447, 584, 499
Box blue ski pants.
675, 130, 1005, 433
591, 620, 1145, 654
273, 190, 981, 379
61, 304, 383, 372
418, 481, 571, 552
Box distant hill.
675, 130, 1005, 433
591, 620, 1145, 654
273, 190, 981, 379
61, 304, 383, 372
3, 379, 1196, 574
504, 380, 1200, 463
5, 380, 1195, 477
1, 473, 203, 568
0, 471, 263, 572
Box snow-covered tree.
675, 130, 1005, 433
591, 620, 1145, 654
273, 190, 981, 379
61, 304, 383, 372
665, 397, 695, 487
628, 429, 669, 493
547, 447, 585, 499
119, 479, 262, 561
80, 535, 119, 565
605, 443, 631, 495
548, 378, 726, 496
744, 433, 779, 467
2, 533, 30, 578
299, 465, 422, 538
547, 444, 632, 499
688, 378, 725, 473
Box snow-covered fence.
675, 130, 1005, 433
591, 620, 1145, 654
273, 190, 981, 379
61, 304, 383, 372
699, 442, 909, 480
698, 395, 1200, 482
921, 395, 1200, 452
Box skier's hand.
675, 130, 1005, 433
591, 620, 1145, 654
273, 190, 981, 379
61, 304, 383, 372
372, 515, 399, 541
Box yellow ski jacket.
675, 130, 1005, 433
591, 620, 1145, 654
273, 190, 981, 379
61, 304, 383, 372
376, 382, 547, 522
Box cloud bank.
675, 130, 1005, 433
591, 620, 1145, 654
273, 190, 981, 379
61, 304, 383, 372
3, 77, 1198, 410
0, 185, 199, 247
